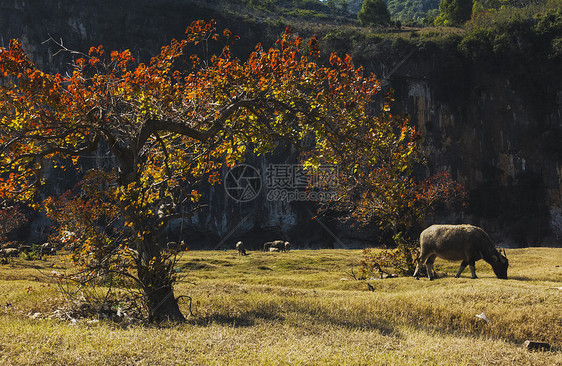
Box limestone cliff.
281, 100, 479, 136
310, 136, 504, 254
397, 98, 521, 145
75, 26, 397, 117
387, 40, 562, 245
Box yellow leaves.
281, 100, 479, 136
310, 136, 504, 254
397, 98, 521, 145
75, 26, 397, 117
303, 157, 321, 171
399, 126, 408, 142
190, 190, 201, 203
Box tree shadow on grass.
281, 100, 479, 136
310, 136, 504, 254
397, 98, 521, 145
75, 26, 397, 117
315, 314, 395, 336
192, 309, 285, 328
189, 303, 397, 336
323, 315, 397, 337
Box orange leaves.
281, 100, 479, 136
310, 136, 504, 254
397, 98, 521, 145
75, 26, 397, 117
0, 177, 16, 198
107, 49, 134, 71
189, 54, 200, 67
294, 36, 303, 50
329, 52, 341, 66
308, 36, 320, 58
0, 40, 35, 79
109, 49, 132, 62
187, 19, 216, 35
88, 45, 104, 57
330, 109, 466, 237
88, 57, 99, 67
419, 171, 468, 207
185, 19, 218, 47
190, 190, 201, 202
328, 52, 353, 69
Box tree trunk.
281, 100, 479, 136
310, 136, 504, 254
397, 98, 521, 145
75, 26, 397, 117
136, 233, 186, 323
146, 285, 186, 323
117, 160, 186, 322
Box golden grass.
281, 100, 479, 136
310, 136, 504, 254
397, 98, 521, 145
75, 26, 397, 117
1, 248, 561, 365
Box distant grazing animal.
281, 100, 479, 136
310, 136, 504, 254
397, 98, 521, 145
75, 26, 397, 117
236, 241, 247, 256
3, 248, 19, 257
166, 242, 178, 251
413, 224, 509, 280
1, 248, 19, 263
284, 241, 290, 252
41, 243, 56, 256
165, 241, 187, 252
264, 240, 285, 252
273, 240, 285, 252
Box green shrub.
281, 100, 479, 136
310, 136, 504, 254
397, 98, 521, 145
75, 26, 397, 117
358, 0, 392, 26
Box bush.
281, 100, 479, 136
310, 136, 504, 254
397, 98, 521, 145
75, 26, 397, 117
358, 0, 391, 26
434, 0, 473, 26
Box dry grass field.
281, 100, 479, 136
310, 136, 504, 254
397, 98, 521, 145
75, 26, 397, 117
1, 248, 561, 365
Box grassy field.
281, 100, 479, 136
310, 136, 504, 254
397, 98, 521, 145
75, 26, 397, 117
1, 248, 561, 365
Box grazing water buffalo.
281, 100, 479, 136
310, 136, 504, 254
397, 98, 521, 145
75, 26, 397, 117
1, 247, 19, 258
1, 247, 19, 264
41, 243, 56, 256
263, 240, 286, 252
236, 241, 247, 256
413, 224, 509, 280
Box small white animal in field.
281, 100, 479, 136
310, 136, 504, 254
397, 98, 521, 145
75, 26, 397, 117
475, 312, 490, 323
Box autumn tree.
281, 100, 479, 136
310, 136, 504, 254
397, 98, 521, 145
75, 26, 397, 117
0, 20, 417, 321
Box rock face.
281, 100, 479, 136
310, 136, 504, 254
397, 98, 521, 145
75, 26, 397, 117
0, 0, 275, 73
2, 1, 561, 247
386, 45, 562, 246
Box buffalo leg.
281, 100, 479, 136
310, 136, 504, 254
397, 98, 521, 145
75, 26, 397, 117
469, 261, 478, 279
426, 262, 435, 280
425, 255, 437, 280
413, 253, 434, 279
455, 261, 468, 278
